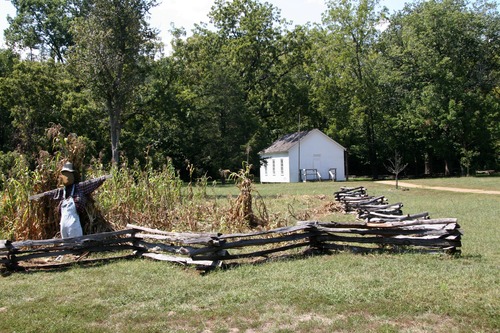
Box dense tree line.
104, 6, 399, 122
0, 0, 498, 180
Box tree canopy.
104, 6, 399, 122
1, 0, 498, 179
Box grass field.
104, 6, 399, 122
1, 177, 499, 332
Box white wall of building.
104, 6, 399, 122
259, 129, 346, 183
259, 153, 290, 183
294, 130, 345, 181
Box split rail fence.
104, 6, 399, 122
1, 187, 461, 272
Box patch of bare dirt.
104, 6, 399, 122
377, 181, 500, 195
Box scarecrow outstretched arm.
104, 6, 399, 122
78, 175, 112, 195
28, 175, 111, 200
28, 188, 62, 201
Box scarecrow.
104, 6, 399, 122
29, 162, 111, 238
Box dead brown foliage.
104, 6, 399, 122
15, 125, 113, 239
228, 164, 268, 230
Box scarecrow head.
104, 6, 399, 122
60, 162, 75, 186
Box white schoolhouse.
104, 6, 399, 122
259, 129, 346, 183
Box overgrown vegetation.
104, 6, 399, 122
0, 130, 278, 240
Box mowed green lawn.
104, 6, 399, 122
1, 178, 499, 332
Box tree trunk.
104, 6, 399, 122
108, 101, 121, 165
424, 152, 431, 175
344, 150, 349, 181
366, 114, 378, 180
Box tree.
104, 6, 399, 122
385, 151, 408, 189
380, 0, 500, 175
321, 0, 388, 178
0, 49, 20, 152
69, 0, 159, 164
0, 60, 66, 157
207, 0, 307, 139
167, 0, 309, 176
5, 0, 86, 62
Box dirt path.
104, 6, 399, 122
376, 180, 500, 195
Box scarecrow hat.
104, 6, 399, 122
61, 162, 75, 173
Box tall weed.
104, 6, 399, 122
1, 138, 276, 240
228, 163, 269, 230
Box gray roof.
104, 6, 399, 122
260, 130, 311, 154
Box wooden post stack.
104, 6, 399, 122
301, 219, 461, 254
332, 186, 461, 253
334, 187, 429, 222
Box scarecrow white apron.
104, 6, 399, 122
60, 185, 83, 238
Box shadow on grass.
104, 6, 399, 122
3, 244, 465, 277
1, 253, 137, 276
203, 245, 462, 275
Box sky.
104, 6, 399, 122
0, 0, 408, 51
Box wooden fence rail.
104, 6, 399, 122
1, 220, 461, 272
335, 187, 429, 222
1, 187, 462, 272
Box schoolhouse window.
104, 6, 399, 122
280, 159, 284, 176
272, 160, 276, 175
